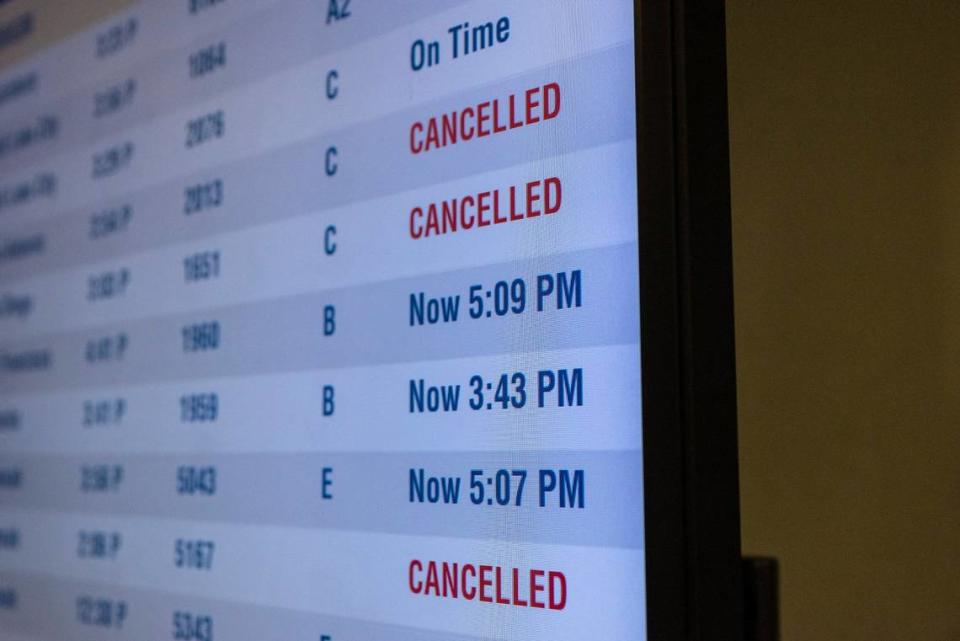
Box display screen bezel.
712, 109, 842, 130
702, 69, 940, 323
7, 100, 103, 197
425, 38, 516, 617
636, 1, 742, 639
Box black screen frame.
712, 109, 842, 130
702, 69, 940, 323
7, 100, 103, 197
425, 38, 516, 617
636, 1, 742, 639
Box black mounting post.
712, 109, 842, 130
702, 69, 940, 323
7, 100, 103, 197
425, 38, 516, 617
742, 556, 780, 641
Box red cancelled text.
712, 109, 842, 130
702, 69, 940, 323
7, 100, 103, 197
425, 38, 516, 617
409, 177, 561, 239
409, 83, 561, 155
408, 559, 567, 610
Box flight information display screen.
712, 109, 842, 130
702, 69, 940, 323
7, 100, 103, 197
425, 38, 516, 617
0, 1, 644, 639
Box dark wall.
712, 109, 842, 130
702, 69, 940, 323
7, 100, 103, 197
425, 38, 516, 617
728, 1, 960, 638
